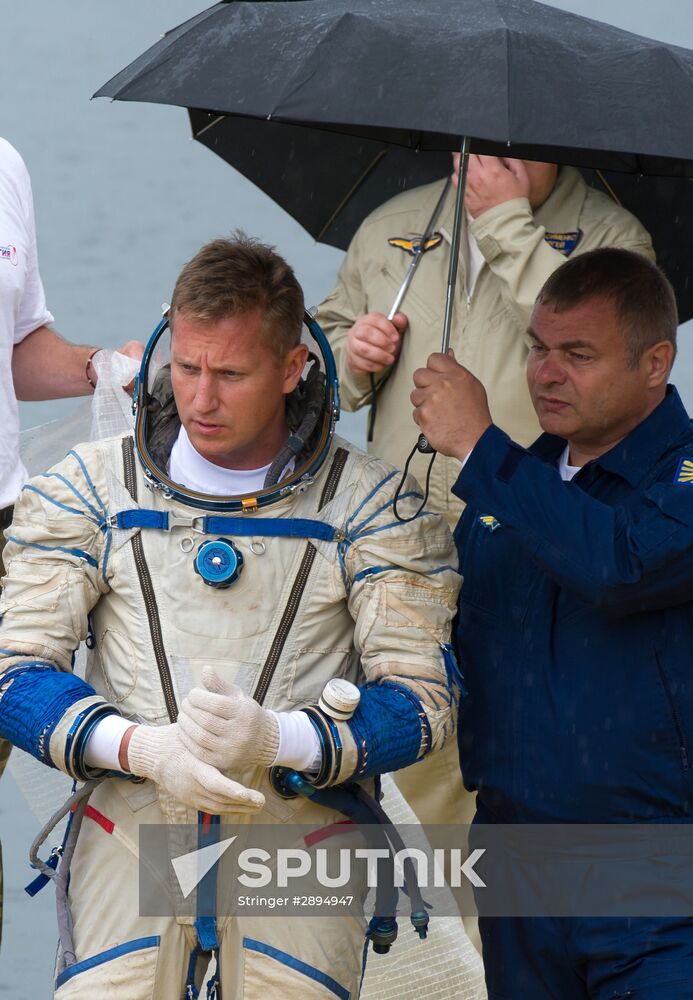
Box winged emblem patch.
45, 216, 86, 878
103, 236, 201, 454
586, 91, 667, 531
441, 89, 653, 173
388, 234, 443, 256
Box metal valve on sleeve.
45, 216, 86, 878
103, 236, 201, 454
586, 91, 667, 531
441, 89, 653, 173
268, 679, 429, 954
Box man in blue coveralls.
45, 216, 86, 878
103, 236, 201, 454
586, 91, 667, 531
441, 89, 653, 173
411, 246, 693, 998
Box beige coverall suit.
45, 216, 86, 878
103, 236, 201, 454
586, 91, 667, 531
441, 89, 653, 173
0, 432, 459, 998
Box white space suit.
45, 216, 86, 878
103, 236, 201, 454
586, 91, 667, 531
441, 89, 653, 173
0, 325, 460, 997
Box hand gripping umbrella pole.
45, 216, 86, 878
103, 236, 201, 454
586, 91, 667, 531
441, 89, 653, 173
394, 136, 471, 521
417, 135, 471, 452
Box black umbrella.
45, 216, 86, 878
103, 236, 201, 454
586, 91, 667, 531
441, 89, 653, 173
95, 0, 693, 322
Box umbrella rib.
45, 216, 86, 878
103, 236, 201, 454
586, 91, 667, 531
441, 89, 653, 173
95, 4, 222, 102
595, 169, 623, 206
191, 114, 225, 140
316, 148, 388, 243
270, 11, 352, 120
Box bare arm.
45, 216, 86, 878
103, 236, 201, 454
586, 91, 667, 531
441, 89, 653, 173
12, 326, 143, 400
12, 325, 96, 400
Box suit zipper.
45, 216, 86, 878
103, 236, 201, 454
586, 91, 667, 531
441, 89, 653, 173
253, 447, 349, 706
122, 438, 178, 723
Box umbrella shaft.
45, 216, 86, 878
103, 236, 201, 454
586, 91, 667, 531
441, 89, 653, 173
441, 135, 471, 354
387, 174, 453, 322
387, 263, 417, 321
416, 136, 470, 456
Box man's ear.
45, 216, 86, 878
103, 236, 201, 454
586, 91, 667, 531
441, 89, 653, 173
283, 343, 310, 393
644, 340, 675, 388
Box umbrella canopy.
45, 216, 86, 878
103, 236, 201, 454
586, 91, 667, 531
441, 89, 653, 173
97, 0, 693, 169
96, 0, 693, 318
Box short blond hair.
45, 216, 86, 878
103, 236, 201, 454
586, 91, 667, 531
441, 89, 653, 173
170, 233, 304, 356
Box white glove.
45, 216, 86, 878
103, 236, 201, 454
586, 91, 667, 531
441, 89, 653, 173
178, 667, 280, 772
126, 721, 265, 814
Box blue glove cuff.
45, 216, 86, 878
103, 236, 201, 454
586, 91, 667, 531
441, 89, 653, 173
348, 682, 431, 780
0, 664, 112, 774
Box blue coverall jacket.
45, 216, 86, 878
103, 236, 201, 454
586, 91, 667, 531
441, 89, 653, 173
453, 386, 693, 824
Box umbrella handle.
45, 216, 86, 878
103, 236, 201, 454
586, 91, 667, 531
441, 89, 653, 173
417, 432, 434, 453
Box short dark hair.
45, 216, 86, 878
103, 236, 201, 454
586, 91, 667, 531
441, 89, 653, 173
170, 233, 304, 356
536, 247, 678, 367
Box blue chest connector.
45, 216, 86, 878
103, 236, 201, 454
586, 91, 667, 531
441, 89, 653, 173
194, 538, 244, 589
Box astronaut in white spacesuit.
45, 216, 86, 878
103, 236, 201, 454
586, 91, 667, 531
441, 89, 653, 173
0, 235, 460, 998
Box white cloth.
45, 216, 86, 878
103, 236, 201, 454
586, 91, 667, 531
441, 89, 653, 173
269, 709, 322, 772
558, 444, 581, 481
439, 222, 485, 300
83, 714, 134, 771
466, 224, 485, 299
169, 424, 273, 495
0, 138, 54, 508
85, 704, 322, 774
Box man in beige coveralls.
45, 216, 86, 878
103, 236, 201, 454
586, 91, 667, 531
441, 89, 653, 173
316, 154, 654, 837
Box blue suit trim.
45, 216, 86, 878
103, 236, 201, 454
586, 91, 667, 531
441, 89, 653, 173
349, 681, 432, 779
204, 516, 337, 541
111, 509, 339, 542
352, 564, 396, 584
185, 946, 202, 1000
345, 470, 398, 532
352, 563, 458, 584
0, 665, 100, 767
54, 936, 160, 988
348, 489, 422, 536
242, 937, 350, 999
101, 522, 112, 583
64, 704, 120, 779
428, 563, 458, 576
44, 471, 102, 521
5, 535, 98, 568
351, 510, 437, 543
113, 509, 167, 530
68, 449, 108, 518
21, 484, 99, 524
195, 812, 220, 951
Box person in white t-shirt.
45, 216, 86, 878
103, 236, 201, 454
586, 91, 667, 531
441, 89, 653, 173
0, 136, 141, 948
0, 137, 142, 545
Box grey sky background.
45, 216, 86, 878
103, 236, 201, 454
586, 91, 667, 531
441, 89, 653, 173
3, 0, 693, 436
2, 2, 693, 996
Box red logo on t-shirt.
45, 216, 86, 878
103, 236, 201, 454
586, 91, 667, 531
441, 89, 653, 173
0, 245, 18, 266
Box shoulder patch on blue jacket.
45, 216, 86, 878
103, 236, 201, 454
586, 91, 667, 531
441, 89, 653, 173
388, 233, 443, 256
478, 515, 501, 532
544, 230, 582, 256
674, 457, 693, 484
